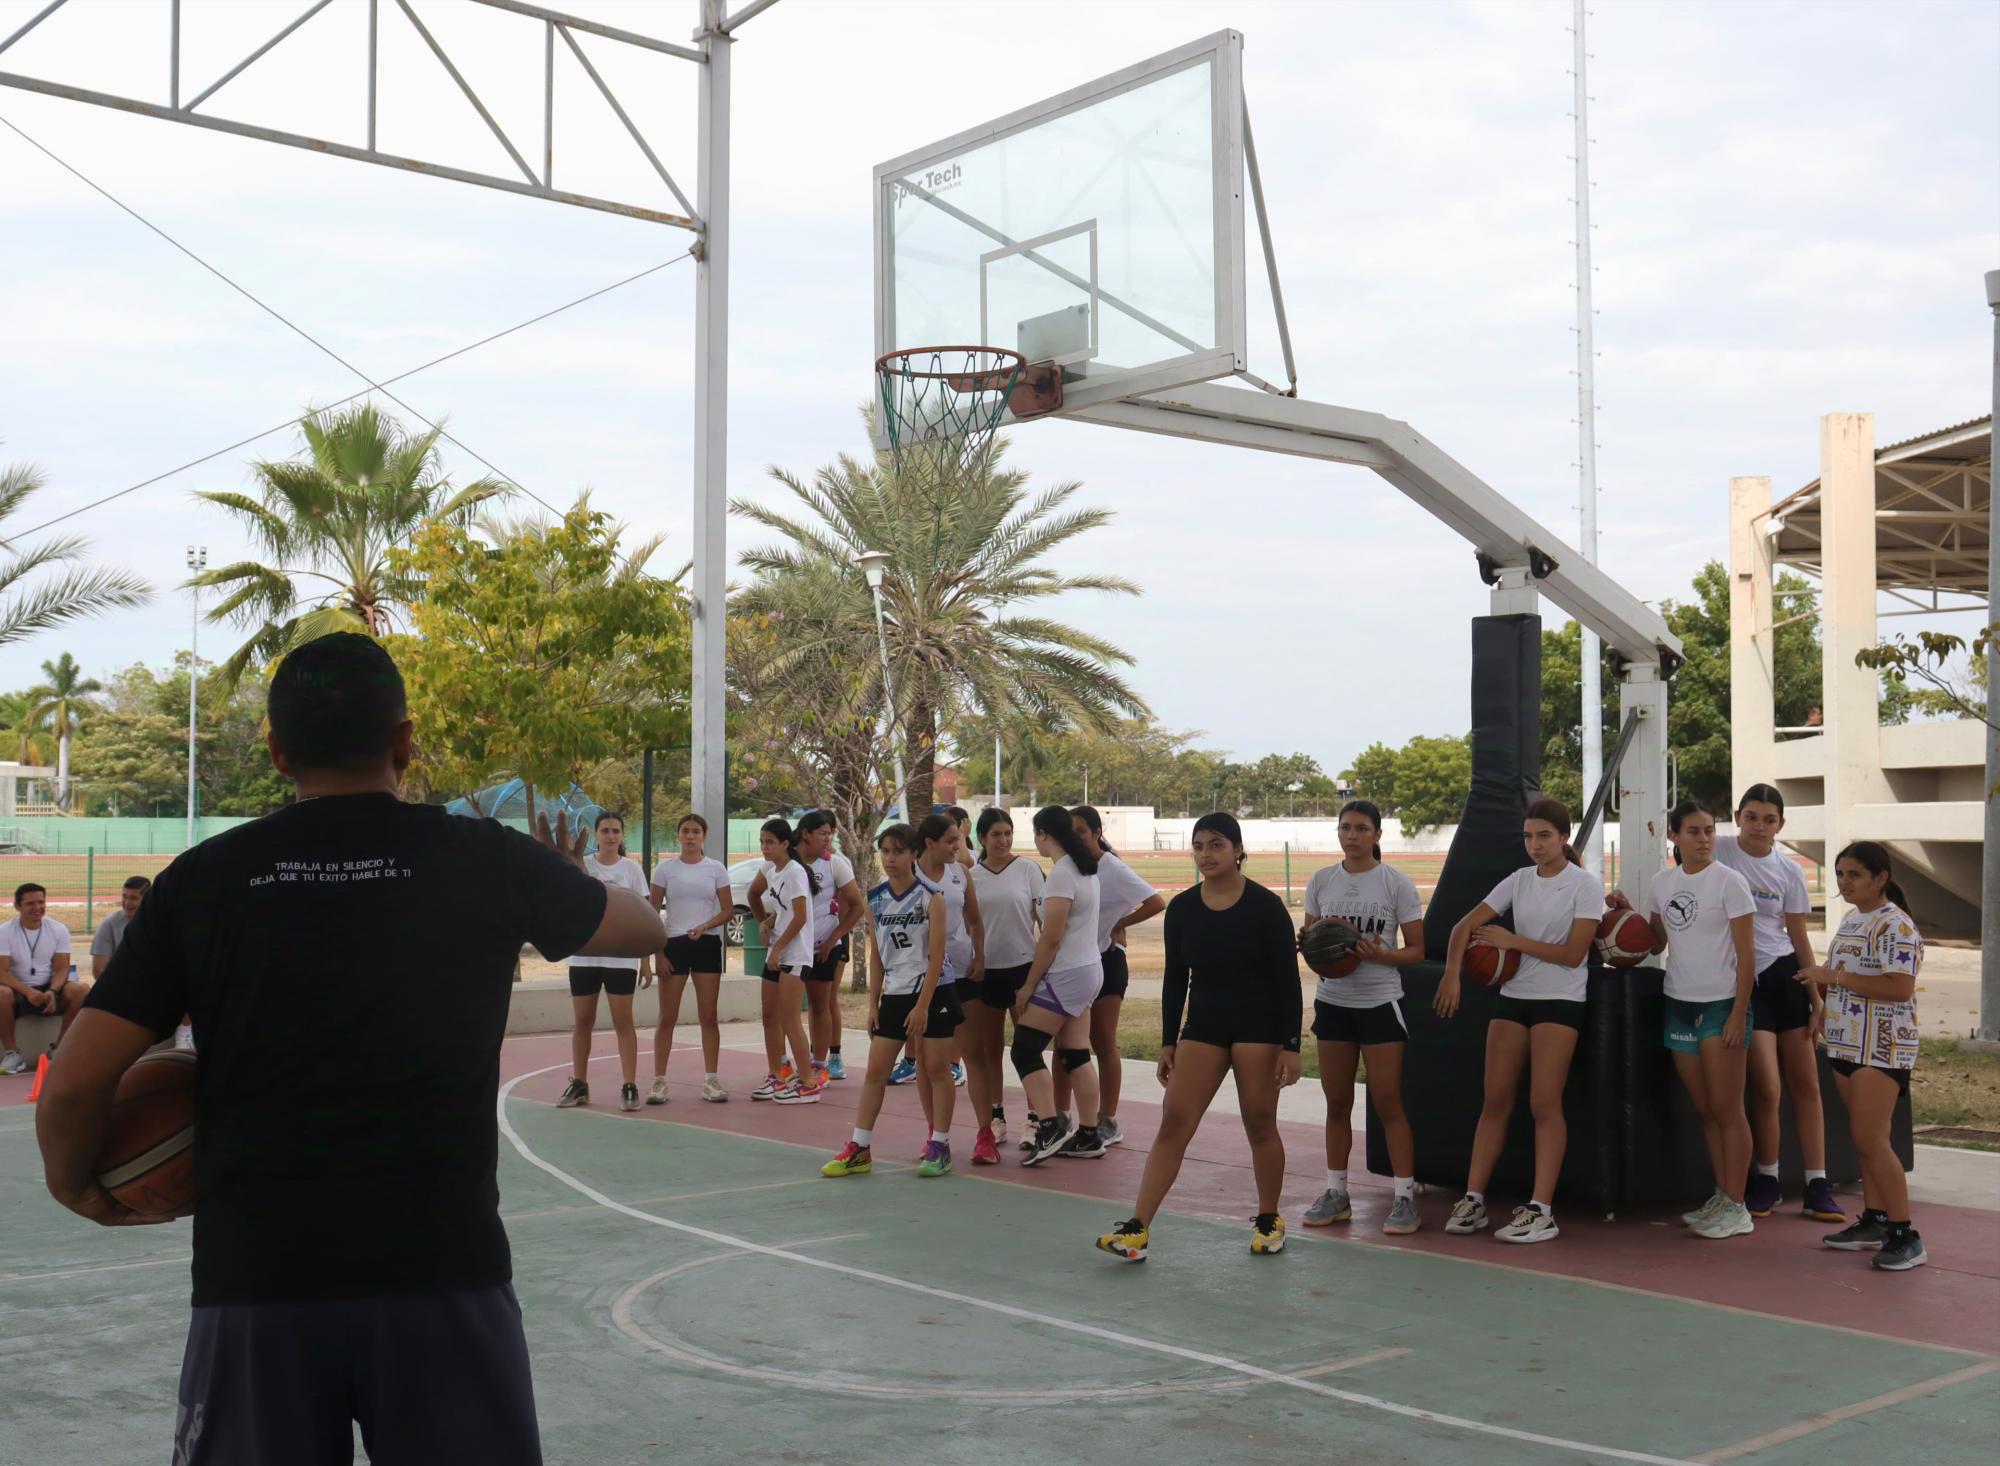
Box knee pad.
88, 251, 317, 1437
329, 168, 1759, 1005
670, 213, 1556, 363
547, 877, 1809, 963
1010, 1026, 1054, 1079
1058, 1047, 1093, 1074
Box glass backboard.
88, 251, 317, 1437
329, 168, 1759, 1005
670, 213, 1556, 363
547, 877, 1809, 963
874, 31, 1247, 432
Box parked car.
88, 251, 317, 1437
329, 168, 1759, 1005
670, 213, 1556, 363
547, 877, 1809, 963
724, 857, 769, 946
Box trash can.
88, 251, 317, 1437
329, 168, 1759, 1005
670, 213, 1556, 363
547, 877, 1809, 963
742, 919, 766, 980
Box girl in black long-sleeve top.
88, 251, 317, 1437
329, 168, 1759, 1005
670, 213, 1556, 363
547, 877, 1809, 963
1096, 813, 1304, 1263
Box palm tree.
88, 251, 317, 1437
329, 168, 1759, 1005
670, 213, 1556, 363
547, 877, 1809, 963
732, 432, 1148, 815
190, 404, 505, 689
0, 458, 153, 649
0, 692, 54, 766
25, 652, 102, 809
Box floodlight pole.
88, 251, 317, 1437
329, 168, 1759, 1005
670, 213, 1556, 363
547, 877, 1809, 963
186, 545, 206, 849
855, 549, 908, 820
689, 0, 731, 852
1572, 0, 1604, 878
1979, 268, 1999, 1048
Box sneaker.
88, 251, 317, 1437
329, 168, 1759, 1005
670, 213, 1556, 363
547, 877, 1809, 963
821, 1141, 873, 1178
918, 1140, 954, 1178
1496, 1205, 1560, 1244
775, 1080, 823, 1105
1098, 1116, 1123, 1148
701, 1077, 728, 1103
1444, 1195, 1489, 1235
1823, 1213, 1891, 1251
1692, 1200, 1755, 1239
1021, 1115, 1072, 1168
621, 1082, 640, 1112
951, 1062, 966, 1087
1681, 1190, 1726, 1227
1744, 1173, 1782, 1218
1059, 1125, 1106, 1159
991, 1105, 1007, 1143
646, 1077, 670, 1106
812, 1061, 831, 1090
1018, 1111, 1041, 1151
1251, 1213, 1287, 1255
826, 1054, 847, 1081
1801, 1177, 1846, 1223
1872, 1229, 1928, 1271
1302, 1189, 1352, 1226
0, 1050, 25, 1076
777, 1059, 798, 1085
887, 1057, 918, 1086
971, 1127, 1001, 1166
556, 1078, 589, 1108
751, 1074, 780, 1101
1096, 1217, 1149, 1262
1383, 1194, 1421, 1235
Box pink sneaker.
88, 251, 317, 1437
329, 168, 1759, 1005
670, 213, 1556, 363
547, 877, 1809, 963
972, 1127, 1000, 1166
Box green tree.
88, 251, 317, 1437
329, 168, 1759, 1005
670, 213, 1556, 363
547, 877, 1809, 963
732, 430, 1148, 815
24, 651, 101, 808
0, 690, 54, 765
0, 459, 151, 648
191, 405, 505, 690
1393, 734, 1473, 834
1341, 741, 1402, 813
70, 658, 292, 817
388, 503, 690, 819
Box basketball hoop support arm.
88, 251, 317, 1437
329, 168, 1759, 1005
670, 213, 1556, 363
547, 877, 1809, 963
1240, 100, 1297, 396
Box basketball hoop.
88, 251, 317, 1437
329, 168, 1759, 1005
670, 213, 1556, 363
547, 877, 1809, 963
875, 346, 1064, 486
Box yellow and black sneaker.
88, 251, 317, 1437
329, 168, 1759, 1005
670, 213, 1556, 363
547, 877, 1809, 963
1251, 1212, 1287, 1255
1095, 1216, 1149, 1263
821, 1141, 873, 1178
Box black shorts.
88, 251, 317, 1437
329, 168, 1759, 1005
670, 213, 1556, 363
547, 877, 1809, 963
177, 1284, 540, 1465
800, 960, 838, 984
1749, 953, 1812, 1034
1311, 999, 1407, 1047
663, 934, 723, 976
1489, 995, 1587, 1031
760, 962, 808, 985
1177, 1005, 1294, 1050
1098, 945, 1130, 1000
568, 966, 636, 998
874, 985, 965, 1042
952, 977, 984, 1009
11, 988, 55, 1018
1829, 1057, 1912, 1095
828, 936, 851, 965
977, 961, 1034, 1009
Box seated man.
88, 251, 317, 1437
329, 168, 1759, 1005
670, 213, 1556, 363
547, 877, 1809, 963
36, 632, 663, 1466
1, 881, 81, 1073
90, 876, 152, 978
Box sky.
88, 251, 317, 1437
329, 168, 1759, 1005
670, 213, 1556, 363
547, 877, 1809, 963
0, 0, 1993, 778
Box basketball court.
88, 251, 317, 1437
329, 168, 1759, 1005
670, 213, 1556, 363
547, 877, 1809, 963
6, 1032, 1996, 1465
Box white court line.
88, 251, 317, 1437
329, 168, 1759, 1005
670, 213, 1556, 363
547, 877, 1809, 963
498, 1058, 1696, 1466
0, 1253, 191, 1284
1691, 1359, 2000, 1462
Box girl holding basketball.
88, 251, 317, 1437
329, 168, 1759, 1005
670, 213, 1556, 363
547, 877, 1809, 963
820, 823, 961, 1179
556, 812, 651, 1112
1300, 800, 1425, 1234
1435, 798, 1601, 1244
1798, 843, 1926, 1271
753, 818, 821, 1104
647, 813, 733, 1104
1644, 798, 1759, 1240
1012, 805, 1105, 1166
1096, 813, 1301, 1262
968, 807, 1043, 1164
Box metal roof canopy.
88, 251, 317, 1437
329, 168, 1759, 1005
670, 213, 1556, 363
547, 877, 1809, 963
1766, 416, 1992, 608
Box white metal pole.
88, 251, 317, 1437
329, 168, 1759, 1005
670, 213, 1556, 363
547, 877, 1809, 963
867, 581, 909, 819
186, 545, 205, 848
1573, 0, 1603, 876
994, 732, 1001, 812
1979, 269, 1999, 1045
690, 0, 730, 849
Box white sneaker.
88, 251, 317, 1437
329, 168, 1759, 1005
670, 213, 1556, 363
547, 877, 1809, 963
1444, 1195, 1488, 1235
0, 1050, 24, 1076
1681, 1190, 1726, 1227
1692, 1201, 1755, 1240
646, 1077, 669, 1106
1496, 1205, 1560, 1244
701, 1077, 728, 1103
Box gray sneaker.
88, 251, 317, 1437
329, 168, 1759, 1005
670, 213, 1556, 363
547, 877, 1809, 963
0, 1049, 25, 1076
1692, 1200, 1755, 1240
1383, 1194, 1420, 1235
555, 1078, 589, 1108
1098, 1116, 1123, 1148
1302, 1189, 1352, 1226
1681, 1190, 1726, 1227
1444, 1195, 1489, 1234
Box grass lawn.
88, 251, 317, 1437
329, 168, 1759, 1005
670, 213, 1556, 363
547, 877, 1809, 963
1912, 1038, 2000, 1143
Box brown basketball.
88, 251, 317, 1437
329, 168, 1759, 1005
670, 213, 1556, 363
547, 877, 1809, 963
1595, 909, 1654, 968
94, 1048, 196, 1218
1463, 941, 1522, 988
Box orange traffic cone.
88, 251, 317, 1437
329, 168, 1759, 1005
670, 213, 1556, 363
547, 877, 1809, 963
27, 1052, 49, 1103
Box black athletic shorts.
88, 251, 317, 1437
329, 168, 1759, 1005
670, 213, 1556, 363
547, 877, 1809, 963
663, 934, 723, 976
568, 966, 636, 998
1829, 1057, 1912, 1095
977, 961, 1034, 1009
1177, 1003, 1295, 1050
874, 984, 964, 1042
800, 958, 838, 983
11, 987, 59, 1018
1098, 945, 1130, 1000
829, 936, 850, 965
176, 1284, 541, 1466
1311, 999, 1407, 1046
1749, 953, 1811, 1034
1489, 995, 1587, 1031
760, 962, 807, 985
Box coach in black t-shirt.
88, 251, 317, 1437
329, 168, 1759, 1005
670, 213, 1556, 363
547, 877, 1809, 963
36, 633, 662, 1466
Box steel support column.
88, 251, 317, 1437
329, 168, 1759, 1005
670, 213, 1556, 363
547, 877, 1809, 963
689, 0, 731, 846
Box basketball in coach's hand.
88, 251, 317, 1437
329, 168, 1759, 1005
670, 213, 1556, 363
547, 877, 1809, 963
1463, 941, 1521, 988
1595, 909, 1653, 969
94, 1049, 196, 1218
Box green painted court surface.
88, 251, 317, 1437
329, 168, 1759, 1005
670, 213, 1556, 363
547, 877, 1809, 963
4, 1086, 1994, 1466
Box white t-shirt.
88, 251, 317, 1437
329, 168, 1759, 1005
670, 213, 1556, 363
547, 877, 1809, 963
1481, 863, 1602, 1001
1042, 855, 1101, 974
1, 916, 71, 988
1093, 851, 1157, 954
1304, 861, 1423, 1008
918, 860, 973, 978
765, 859, 817, 972
811, 852, 857, 945
1646, 861, 1756, 1003
652, 855, 731, 939
572, 856, 649, 973
869, 877, 937, 998
972, 855, 1044, 969
1712, 836, 1810, 972
1822, 903, 1922, 1070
